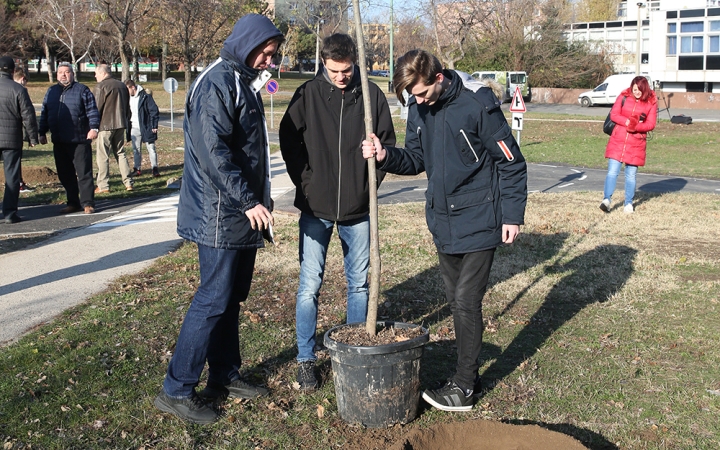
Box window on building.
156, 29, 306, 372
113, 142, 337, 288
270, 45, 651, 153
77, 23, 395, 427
668, 23, 676, 33
681, 36, 704, 53
711, 36, 719, 53
710, 20, 720, 31
680, 21, 703, 33
668, 36, 677, 55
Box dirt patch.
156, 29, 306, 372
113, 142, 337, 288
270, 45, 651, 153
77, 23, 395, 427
0, 166, 59, 185
388, 419, 588, 450
330, 324, 425, 346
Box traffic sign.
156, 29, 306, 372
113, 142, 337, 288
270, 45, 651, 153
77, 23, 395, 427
509, 86, 527, 113
266, 79, 279, 95
511, 113, 524, 131
163, 77, 178, 94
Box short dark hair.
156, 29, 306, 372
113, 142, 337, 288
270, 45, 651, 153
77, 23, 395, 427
124, 79, 136, 88
320, 34, 357, 64
393, 50, 442, 105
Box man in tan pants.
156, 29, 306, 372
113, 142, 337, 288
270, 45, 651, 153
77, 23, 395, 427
93, 64, 133, 192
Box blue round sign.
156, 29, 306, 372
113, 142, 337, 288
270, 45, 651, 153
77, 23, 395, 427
266, 79, 279, 95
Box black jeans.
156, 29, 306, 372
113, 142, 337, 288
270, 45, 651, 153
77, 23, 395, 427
437, 248, 496, 391
53, 141, 94, 208
1, 148, 21, 218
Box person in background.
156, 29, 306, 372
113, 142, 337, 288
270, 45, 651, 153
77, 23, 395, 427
599, 76, 657, 214
0, 56, 38, 223
38, 62, 98, 215
362, 49, 527, 412
154, 14, 284, 425
124, 79, 161, 177
12, 67, 32, 193
279, 33, 395, 391
93, 63, 133, 193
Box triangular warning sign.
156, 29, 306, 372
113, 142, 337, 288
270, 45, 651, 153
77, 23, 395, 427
509, 86, 527, 113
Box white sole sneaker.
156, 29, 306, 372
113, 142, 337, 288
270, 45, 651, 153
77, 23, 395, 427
599, 199, 610, 212
624, 204, 634, 214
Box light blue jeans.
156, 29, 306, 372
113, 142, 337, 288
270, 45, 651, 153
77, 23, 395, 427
296, 213, 370, 362
603, 158, 637, 206
130, 129, 158, 170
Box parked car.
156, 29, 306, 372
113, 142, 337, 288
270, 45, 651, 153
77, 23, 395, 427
578, 74, 652, 107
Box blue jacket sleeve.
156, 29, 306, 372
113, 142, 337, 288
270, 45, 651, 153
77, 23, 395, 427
83, 87, 100, 129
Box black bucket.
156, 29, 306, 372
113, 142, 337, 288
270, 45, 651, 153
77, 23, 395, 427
323, 321, 429, 428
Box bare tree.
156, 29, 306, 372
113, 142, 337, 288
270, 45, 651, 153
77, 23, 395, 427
26, 0, 97, 70
158, 0, 255, 88
429, 0, 493, 69
392, 14, 434, 59
576, 0, 620, 22
95, 0, 151, 81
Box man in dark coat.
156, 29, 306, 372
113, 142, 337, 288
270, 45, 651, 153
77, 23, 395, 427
279, 33, 395, 390
154, 14, 284, 425
125, 79, 161, 177
363, 50, 527, 412
39, 62, 99, 215
0, 56, 38, 223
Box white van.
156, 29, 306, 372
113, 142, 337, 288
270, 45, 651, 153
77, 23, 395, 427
578, 74, 651, 107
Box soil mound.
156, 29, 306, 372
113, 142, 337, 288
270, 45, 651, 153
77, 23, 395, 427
389, 419, 587, 450
0, 166, 58, 185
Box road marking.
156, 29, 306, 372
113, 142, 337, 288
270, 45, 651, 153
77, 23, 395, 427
272, 187, 293, 198
65, 210, 120, 217
579, 175, 587, 181
557, 183, 574, 189
537, 164, 558, 168
413, 188, 427, 191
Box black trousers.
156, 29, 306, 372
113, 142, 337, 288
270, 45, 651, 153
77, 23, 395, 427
1, 148, 21, 218
437, 248, 496, 391
53, 141, 94, 208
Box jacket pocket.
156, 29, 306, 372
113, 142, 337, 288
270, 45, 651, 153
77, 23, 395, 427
456, 129, 480, 166
447, 187, 496, 239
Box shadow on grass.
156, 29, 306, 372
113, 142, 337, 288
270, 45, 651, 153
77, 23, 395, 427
479, 243, 637, 392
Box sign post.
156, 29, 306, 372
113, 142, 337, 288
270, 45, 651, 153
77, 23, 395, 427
163, 77, 178, 131
265, 79, 279, 129
509, 86, 527, 146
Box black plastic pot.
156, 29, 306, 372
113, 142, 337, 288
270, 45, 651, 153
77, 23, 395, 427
323, 321, 429, 428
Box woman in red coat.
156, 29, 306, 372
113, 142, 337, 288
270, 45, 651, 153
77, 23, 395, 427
600, 76, 657, 214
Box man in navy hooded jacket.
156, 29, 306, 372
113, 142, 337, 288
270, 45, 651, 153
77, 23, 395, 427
154, 14, 284, 425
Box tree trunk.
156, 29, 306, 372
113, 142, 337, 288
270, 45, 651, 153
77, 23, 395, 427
351, 0, 380, 337
44, 40, 53, 83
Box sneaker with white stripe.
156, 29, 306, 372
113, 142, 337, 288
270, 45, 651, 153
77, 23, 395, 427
421, 379, 474, 412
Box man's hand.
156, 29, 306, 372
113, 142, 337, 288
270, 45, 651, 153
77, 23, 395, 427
152, 128, 158, 134
39, 135, 47, 145
87, 129, 98, 140
361, 133, 386, 162
245, 204, 274, 231
502, 224, 520, 244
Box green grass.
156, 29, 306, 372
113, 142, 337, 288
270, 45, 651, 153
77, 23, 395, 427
1, 193, 719, 449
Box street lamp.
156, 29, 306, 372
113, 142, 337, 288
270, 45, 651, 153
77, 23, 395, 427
636, 2, 645, 75
314, 19, 325, 74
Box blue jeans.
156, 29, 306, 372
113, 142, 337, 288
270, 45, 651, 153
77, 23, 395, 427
163, 244, 257, 398
296, 213, 370, 362
603, 158, 637, 206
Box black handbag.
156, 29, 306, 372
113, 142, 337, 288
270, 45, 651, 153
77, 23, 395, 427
603, 96, 626, 136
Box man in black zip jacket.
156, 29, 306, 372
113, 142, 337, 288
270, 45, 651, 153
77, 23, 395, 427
363, 50, 527, 412
279, 33, 396, 390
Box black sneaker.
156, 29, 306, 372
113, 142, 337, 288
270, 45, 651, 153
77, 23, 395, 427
152, 167, 160, 177
297, 361, 319, 391
4, 214, 21, 224
422, 380, 474, 412
198, 378, 269, 402
153, 390, 218, 424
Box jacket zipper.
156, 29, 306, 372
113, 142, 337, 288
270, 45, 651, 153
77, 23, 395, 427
336, 91, 344, 220
215, 189, 221, 247
459, 129, 479, 162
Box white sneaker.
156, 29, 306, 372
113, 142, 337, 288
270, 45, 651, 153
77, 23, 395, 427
624, 204, 634, 214
599, 199, 610, 212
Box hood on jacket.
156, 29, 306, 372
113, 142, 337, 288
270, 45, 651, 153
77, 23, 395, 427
222, 14, 283, 67
620, 87, 658, 105
319, 64, 362, 91
131, 84, 144, 98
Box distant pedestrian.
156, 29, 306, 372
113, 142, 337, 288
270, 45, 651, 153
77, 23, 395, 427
363, 49, 527, 412
0, 56, 38, 223
124, 80, 161, 177
12, 67, 33, 193
39, 62, 98, 215
600, 76, 657, 214
154, 14, 284, 425
279, 33, 395, 391
93, 64, 133, 193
